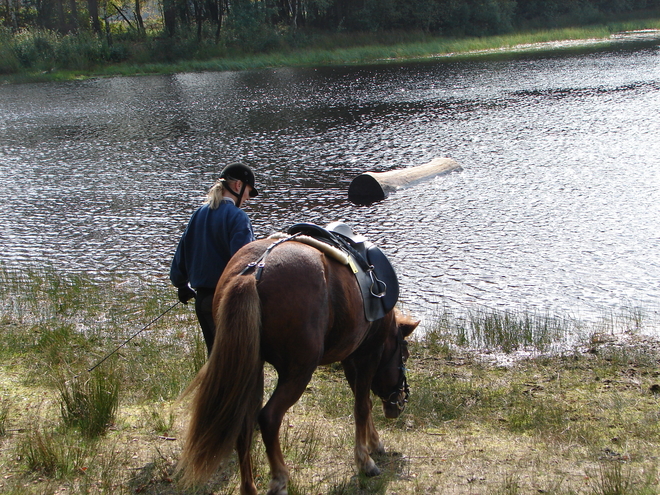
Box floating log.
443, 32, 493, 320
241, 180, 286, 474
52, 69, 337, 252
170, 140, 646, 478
348, 157, 463, 205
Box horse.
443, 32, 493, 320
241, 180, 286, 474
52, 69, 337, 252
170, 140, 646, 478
177, 237, 419, 495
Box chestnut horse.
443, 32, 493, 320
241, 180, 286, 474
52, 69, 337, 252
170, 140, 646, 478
177, 238, 418, 495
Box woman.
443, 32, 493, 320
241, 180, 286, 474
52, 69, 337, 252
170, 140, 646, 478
170, 162, 259, 354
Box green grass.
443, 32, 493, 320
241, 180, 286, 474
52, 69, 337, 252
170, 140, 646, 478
1, 265, 660, 493
58, 368, 121, 438
0, 397, 9, 437
20, 425, 92, 479
424, 304, 580, 353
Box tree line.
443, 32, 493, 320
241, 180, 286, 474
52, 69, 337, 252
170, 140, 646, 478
3, 0, 660, 41
1, 0, 659, 76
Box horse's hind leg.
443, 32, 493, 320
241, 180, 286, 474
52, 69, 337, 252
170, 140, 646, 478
236, 421, 258, 495
258, 371, 314, 495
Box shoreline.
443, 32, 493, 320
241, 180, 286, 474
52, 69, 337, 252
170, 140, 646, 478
419, 28, 660, 60
3, 22, 660, 85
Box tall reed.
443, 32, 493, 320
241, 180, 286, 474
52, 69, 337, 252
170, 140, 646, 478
58, 368, 120, 438
425, 305, 575, 353
467, 308, 569, 352
21, 426, 91, 478
0, 397, 9, 437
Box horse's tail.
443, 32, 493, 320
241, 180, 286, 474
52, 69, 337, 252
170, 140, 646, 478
177, 275, 263, 486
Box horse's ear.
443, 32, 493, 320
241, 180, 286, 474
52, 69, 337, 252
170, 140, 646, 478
398, 316, 419, 338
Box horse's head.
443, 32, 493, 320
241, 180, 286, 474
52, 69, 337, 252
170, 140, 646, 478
372, 309, 419, 419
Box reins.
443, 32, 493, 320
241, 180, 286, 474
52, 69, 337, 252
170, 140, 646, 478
81, 300, 181, 377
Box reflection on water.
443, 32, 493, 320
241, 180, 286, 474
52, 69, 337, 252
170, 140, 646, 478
1, 42, 659, 329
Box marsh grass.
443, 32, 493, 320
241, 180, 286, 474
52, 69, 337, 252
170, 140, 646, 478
58, 368, 120, 438
494, 472, 521, 495
426, 305, 575, 352
2, 266, 660, 493
0, 397, 9, 436
470, 309, 569, 352
316, 471, 392, 495
281, 418, 323, 466
504, 388, 569, 434
20, 425, 91, 478
424, 301, 658, 356
145, 402, 176, 435
308, 365, 355, 419
587, 461, 658, 495
401, 372, 494, 427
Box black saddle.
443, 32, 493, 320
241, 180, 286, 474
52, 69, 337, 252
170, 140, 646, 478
287, 222, 399, 322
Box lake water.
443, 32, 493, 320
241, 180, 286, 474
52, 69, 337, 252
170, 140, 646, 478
1, 36, 659, 330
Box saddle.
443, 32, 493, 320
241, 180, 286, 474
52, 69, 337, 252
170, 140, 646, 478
287, 222, 399, 322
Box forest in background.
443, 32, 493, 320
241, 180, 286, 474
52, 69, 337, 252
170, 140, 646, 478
1, 0, 660, 75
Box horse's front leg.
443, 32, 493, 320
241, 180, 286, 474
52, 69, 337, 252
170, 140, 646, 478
366, 412, 386, 456
353, 388, 381, 476
344, 358, 382, 476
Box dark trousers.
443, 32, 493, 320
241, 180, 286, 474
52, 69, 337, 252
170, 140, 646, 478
194, 288, 216, 355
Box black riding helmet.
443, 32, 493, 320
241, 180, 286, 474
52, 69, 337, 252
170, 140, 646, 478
220, 163, 259, 198
220, 163, 258, 208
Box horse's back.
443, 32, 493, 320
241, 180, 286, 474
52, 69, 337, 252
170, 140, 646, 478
222, 239, 369, 369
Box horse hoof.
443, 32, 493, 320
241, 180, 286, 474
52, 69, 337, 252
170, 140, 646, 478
364, 460, 381, 477
267, 479, 288, 495
240, 482, 258, 495
366, 465, 381, 477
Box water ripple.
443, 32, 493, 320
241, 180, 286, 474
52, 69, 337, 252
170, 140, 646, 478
1, 47, 659, 329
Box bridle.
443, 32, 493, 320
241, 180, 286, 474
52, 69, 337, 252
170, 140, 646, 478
376, 328, 410, 412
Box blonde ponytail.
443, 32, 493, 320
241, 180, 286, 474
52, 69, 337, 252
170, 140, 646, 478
205, 180, 226, 209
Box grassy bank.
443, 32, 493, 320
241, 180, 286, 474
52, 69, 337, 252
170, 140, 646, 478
1, 266, 660, 494
3, 19, 660, 84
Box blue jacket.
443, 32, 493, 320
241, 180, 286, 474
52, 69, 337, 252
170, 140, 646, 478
170, 200, 255, 290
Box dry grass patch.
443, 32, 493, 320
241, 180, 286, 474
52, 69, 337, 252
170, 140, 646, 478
2, 267, 660, 493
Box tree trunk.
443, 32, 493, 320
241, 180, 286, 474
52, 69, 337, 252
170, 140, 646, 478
348, 158, 463, 205
35, 0, 47, 29
287, 0, 298, 29
8, 0, 19, 31
55, 0, 67, 32
69, 0, 79, 30
88, 0, 101, 33
216, 1, 222, 42
194, 0, 203, 41
163, 0, 176, 36
135, 0, 145, 36
215, 0, 226, 42
104, 11, 113, 45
